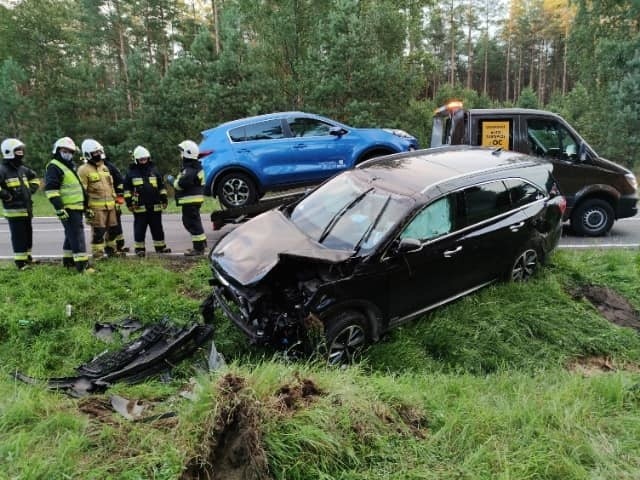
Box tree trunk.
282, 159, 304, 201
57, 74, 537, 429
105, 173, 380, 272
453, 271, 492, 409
466, 1, 473, 89
111, 0, 133, 116
449, 0, 456, 85
212, 0, 220, 55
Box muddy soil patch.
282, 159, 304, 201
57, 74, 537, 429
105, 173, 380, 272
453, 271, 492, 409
567, 356, 640, 376
79, 397, 118, 425
160, 256, 203, 273
274, 375, 323, 412
568, 284, 640, 331
182, 374, 270, 480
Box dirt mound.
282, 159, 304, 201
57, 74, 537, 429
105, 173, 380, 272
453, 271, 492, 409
275, 375, 323, 412
569, 284, 640, 330
567, 356, 616, 376
79, 397, 118, 425
181, 374, 270, 480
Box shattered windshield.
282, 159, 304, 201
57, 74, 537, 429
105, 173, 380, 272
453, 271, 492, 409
290, 173, 412, 252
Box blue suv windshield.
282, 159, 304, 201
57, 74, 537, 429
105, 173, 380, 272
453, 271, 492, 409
290, 173, 412, 252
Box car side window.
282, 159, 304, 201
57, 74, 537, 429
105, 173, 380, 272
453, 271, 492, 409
526, 118, 578, 160
462, 180, 511, 225
287, 117, 333, 137
504, 179, 545, 207
229, 119, 284, 142
400, 196, 454, 242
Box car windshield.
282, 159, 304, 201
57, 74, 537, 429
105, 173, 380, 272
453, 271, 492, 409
290, 173, 412, 252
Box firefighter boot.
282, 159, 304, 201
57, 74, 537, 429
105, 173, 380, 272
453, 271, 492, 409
155, 245, 172, 254
135, 248, 146, 258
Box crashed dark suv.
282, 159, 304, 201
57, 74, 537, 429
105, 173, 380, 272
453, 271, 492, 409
203, 146, 566, 363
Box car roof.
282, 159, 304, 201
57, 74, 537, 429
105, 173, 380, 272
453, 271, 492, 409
356, 146, 546, 197
201, 111, 345, 135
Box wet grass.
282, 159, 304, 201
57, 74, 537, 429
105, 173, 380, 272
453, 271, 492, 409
1, 249, 640, 478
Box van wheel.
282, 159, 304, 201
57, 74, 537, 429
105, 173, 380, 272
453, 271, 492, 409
216, 172, 257, 209
571, 199, 614, 237
324, 311, 369, 366
508, 248, 538, 282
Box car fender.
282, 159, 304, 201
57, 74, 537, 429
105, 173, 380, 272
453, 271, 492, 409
570, 184, 619, 217
315, 299, 384, 342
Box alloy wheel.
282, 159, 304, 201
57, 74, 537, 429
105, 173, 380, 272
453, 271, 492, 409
221, 177, 251, 207
511, 249, 538, 282
327, 324, 366, 365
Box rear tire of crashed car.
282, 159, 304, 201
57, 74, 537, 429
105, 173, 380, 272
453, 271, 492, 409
570, 198, 614, 237
508, 247, 539, 282
324, 311, 370, 366
216, 172, 257, 209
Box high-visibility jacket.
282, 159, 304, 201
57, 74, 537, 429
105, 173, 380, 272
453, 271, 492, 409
174, 159, 204, 206
78, 160, 116, 210
45, 158, 86, 210
0, 160, 39, 217
124, 161, 168, 213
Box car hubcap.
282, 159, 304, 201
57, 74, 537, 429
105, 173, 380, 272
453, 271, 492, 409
511, 249, 538, 281
222, 178, 250, 206
582, 208, 606, 232
327, 325, 366, 365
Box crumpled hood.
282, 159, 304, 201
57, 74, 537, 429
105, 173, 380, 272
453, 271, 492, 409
211, 209, 352, 286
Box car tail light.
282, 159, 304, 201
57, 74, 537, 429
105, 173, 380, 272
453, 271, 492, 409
199, 149, 214, 159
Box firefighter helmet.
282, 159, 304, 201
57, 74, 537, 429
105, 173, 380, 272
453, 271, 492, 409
1, 138, 25, 160
178, 140, 199, 160
81, 139, 104, 160
133, 145, 151, 163
52, 136, 77, 154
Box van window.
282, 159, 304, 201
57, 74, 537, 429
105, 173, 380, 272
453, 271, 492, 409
401, 196, 455, 241
475, 119, 513, 150
526, 118, 578, 160
229, 119, 285, 142
463, 180, 511, 225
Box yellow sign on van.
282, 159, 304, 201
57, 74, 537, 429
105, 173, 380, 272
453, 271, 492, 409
481, 121, 510, 149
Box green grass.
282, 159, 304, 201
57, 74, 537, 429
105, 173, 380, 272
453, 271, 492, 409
26, 189, 221, 217
1, 249, 640, 478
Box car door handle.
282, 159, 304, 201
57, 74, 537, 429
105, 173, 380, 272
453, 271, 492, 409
443, 246, 463, 258
293, 144, 307, 149
510, 221, 525, 232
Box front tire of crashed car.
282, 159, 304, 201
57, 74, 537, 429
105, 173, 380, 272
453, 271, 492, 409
324, 311, 369, 366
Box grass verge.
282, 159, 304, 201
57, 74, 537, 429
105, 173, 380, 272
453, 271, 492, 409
1, 249, 639, 478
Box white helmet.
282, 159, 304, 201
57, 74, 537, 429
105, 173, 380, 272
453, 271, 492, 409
178, 140, 199, 160
133, 145, 151, 163
81, 139, 104, 160
1, 138, 25, 159
52, 136, 77, 154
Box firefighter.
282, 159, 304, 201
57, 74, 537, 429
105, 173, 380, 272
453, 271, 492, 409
103, 155, 129, 254
173, 140, 207, 256
44, 137, 93, 273
123, 145, 171, 257
78, 139, 120, 259
0, 138, 41, 270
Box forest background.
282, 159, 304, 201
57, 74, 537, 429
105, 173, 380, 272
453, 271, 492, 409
0, 0, 638, 178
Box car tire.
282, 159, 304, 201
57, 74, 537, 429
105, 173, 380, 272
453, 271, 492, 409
508, 247, 539, 282
324, 310, 370, 366
570, 199, 614, 237
216, 172, 258, 209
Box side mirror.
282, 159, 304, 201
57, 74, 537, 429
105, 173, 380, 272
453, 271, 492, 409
330, 126, 348, 137
579, 141, 588, 162
396, 237, 422, 254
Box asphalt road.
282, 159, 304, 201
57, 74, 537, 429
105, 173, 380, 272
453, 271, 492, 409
0, 212, 639, 260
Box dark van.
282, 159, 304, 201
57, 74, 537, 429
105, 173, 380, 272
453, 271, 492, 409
431, 102, 638, 236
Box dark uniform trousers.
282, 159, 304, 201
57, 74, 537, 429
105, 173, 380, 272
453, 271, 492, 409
133, 210, 166, 247
7, 216, 33, 268
181, 204, 206, 251
62, 210, 89, 271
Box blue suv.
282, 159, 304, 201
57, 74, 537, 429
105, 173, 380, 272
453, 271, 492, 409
198, 112, 418, 208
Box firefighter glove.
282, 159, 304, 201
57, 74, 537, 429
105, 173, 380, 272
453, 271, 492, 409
166, 174, 175, 186
0, 190, 12, 202
56, 209, 69, 221
85, 209, 95, 221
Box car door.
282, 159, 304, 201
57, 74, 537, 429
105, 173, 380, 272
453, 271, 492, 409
229, 118, 297, 185
385, 193, 474, 323
284, 116, 354, 183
